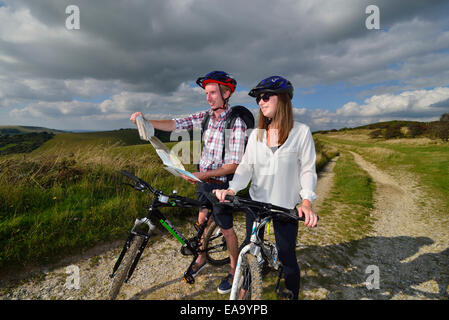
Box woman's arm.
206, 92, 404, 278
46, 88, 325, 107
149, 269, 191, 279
299, 126, 317, 203
297, 126, 318, 227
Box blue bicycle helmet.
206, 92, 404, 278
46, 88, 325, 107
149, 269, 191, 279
248, 76, 294, 100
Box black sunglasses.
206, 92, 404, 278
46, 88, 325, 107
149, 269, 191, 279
256, 92, 276, 104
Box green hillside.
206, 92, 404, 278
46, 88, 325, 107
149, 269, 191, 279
0, 126, 336, 271
33, 129, 146, 155
0, 132, 55, 156
0, 125, 65, 135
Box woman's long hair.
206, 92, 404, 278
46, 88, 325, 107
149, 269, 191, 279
257, 93, 293, 145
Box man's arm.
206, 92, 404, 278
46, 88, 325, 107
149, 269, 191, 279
195, 163, 238, 180
183, 163, 238, 184
148, 119, 176, 132
130, 112, 176, 132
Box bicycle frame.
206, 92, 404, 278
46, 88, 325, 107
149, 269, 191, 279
230, 212, 282, 300
207, 193, 310, 300
109, 188, 210, 285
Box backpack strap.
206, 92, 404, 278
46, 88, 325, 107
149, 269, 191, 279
223, 106, 255, 181
222, 106, 255, 160
198, 112, 210, 171
199, 106, 255, 180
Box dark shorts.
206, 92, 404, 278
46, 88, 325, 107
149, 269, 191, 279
195, 181, 234, 230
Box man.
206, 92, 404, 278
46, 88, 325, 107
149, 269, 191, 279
130, 71, 247, 294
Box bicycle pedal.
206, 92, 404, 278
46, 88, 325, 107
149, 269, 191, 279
183, 274, 195, 284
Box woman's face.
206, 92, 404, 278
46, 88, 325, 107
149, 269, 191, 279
258, 93, 278, 119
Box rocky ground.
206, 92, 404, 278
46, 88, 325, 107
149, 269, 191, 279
1, 153, 448, 300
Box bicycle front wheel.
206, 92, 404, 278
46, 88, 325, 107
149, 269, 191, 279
233, 253, 263, 300
108, 236, 144, 300
203, 221, 230, 266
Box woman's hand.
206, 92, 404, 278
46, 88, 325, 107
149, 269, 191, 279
212, 189, 235, 202
130, 112, 144, 124
296, 201, 318, 228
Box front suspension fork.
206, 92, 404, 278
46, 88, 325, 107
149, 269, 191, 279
109, 217, 155, 280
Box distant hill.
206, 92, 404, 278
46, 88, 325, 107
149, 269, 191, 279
0, 125, 66, 136
313, 119, 448, 141
0, 132, 55, 155
0, 125, 188, 156
352, 120, 424, 130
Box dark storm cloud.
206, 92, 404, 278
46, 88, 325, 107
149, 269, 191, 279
1, 0, 449, 130
2, 0, 448, 91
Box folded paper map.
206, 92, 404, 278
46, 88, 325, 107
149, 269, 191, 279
135, 116, 202, 182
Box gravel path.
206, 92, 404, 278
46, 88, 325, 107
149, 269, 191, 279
334, 152, 449, 299
1, 153, 447, 300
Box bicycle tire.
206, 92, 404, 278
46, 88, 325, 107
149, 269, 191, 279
203, 221, 230, 266
234, 253, 263, 300
108, 236, 144, 300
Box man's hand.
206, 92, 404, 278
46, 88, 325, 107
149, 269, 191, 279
130, 112, 144, 124
181, 172, 209, 185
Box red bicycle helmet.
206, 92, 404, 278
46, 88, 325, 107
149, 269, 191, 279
196, 71, 237, 93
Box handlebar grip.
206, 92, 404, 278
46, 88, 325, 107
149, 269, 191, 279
289, 208, 305, 221
206, 192, 235, 207
292, 207, 319, 222
120, 170, 153, 193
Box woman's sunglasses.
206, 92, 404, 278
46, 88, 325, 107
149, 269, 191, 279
256, 92, 276, 104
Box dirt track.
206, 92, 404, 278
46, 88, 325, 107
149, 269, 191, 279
1, 153, 448, 300
342, 152, 449, 299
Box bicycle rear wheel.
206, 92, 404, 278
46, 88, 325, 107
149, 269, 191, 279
108, 236, 144, 300
203, 221, 230, 266
234, 253, 263, 300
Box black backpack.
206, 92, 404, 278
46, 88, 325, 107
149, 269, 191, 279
200, 106, 255, 180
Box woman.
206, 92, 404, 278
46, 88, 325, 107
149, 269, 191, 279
213, 76, 318, 300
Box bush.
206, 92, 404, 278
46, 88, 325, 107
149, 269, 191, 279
384, 125, 403, 139
369, 129, 382, 139
428, 121, 449, 141
407, 123, 427, 138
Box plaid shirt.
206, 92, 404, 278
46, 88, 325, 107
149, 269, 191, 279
174, 108, 247, 182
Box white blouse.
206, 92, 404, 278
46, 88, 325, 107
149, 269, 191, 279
228, 122, 317, 209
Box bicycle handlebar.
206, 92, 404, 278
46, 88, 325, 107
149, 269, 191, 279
208, 193, 312, 222
121, 170, 154, 193
120, 170, 201, 207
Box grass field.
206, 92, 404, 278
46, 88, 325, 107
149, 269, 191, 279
0, 130, 336, 271
316, 131, 449, 216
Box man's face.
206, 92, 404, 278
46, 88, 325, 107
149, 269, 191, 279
204, 83, 229, 110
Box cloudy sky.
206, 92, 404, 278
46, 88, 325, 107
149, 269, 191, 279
0, 0, 448, 132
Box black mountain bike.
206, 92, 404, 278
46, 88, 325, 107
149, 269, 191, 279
107, 170, 229, 300
208, 193, 317, 300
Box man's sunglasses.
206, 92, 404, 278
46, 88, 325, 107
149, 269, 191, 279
256, 92, 276, 104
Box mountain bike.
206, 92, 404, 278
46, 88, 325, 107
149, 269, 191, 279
208, 193, 316, 300
107, 170, 229, 300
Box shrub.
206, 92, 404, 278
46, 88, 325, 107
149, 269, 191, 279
429, 121, 449, 141
369, 129, 382, 139
440, 113, 449, 122
407, 123, 427, 138
384, 125, 403, 139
